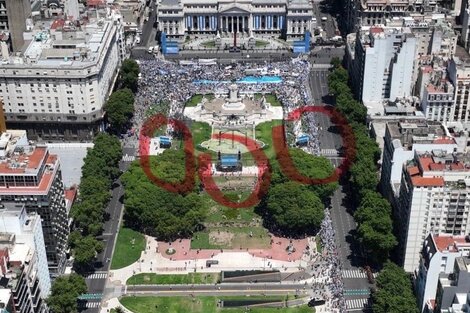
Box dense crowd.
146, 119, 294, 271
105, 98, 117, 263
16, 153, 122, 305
318, 208, 346, 312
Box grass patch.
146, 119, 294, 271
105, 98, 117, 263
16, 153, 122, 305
255, 40, 270, 47
127, 273, 219, 285
255, 120, 282, 160
265, 94, 282, 107
186, 94, 203, 107
191, 226, 270, 250
120, 296, 313, 313
190, 121, 212, 149
201, 41, 216, 48
111, 228, 146, 270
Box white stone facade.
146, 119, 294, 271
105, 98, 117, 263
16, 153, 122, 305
157, 0, 314, 41
0, 18, 124, 140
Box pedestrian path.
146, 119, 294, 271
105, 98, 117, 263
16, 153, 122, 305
341, 269, 378, 279
345, 298, 370, 311
320, 148, 339, 156
344, 289, 370, 296
85, 272, 108, 280
79, 301, 101, 309
122, 154, 136, 162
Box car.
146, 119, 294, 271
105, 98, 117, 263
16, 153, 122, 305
135, 36, 141, 44
321, 17, 327, 22
148, 47, 154, 53
229, 47, 241, 53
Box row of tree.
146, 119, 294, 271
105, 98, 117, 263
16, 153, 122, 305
328, 60, 397, 264
328, 59, 417, 312
70, 133, 122, 271
105, 59, 139, 134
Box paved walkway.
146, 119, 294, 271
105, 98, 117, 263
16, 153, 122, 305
109, 235, 317, 285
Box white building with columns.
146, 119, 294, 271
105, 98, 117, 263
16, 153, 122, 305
157, 0, 314, 41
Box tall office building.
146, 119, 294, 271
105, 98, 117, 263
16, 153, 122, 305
0, 130, 69, 274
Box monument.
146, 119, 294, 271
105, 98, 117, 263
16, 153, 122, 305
223, 84, 245, 111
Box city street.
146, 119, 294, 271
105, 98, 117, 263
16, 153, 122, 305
308, 52, 373, 312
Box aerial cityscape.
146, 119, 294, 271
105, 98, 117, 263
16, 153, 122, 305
0, 0, 469, 312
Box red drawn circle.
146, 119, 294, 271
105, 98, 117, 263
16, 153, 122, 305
197, 133, 271, 208
272, 105, 356, 185
138, 113, 196, 194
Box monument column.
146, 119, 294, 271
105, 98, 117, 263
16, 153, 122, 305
242, 15, 245, 32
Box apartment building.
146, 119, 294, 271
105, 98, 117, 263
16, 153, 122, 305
347, 26, 416, 114
398, 149, 470, 272
380, 121, 459, 207
434, 256, 470, 312
0, 15, 125, 141
0, 130, 68, 275
416, 234, 470, 312
0, 232, 49, 313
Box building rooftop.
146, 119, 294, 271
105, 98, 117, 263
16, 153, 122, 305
433, 234, 470, 253
0, 15, 118, 68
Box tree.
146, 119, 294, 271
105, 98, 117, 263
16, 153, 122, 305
354, 191, 397, 262
119, 59, 140, 93
121, 152, 206, 241
105, 88, 135, 134
330, 57, 342, 69
263, 182, 324, 236
372, 262, 419, 313
46, 273, 87, 313
73, 236, 104, 270
272, 148, 338, 201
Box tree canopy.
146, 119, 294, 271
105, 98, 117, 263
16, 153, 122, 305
327, 65, 396, 265
70, 133, 122, 271
46, 273, 87, 313
263, 181, 324, 236
272, 148, 338, 202
119, 59, 140, 93
105, 88, 135, 134
372, 262, 419, 313
122, 149, 205, 241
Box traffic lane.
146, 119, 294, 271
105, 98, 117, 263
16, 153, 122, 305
141, 1, 156, 47
330, 186, 363, 269
86, 278, 107, 294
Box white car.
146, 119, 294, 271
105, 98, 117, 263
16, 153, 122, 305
321, 17, 327, 22
135, 36, 141, 44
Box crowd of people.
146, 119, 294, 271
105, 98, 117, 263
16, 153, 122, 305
318, 208, 347, 312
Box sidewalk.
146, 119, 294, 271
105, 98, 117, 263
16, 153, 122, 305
109, 235, 317, 285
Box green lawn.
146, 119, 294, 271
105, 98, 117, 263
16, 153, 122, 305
186, 94, 204, 107
265, 94, 282, 107
127, 273, 220, 285
201, 41, 216, 48
191, 121, 212, 148
191, 226, 270, 250
120, 296, 313, 313
255, 120, 282, 160
255, 40, 270, 47
111, 228, 146, 270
